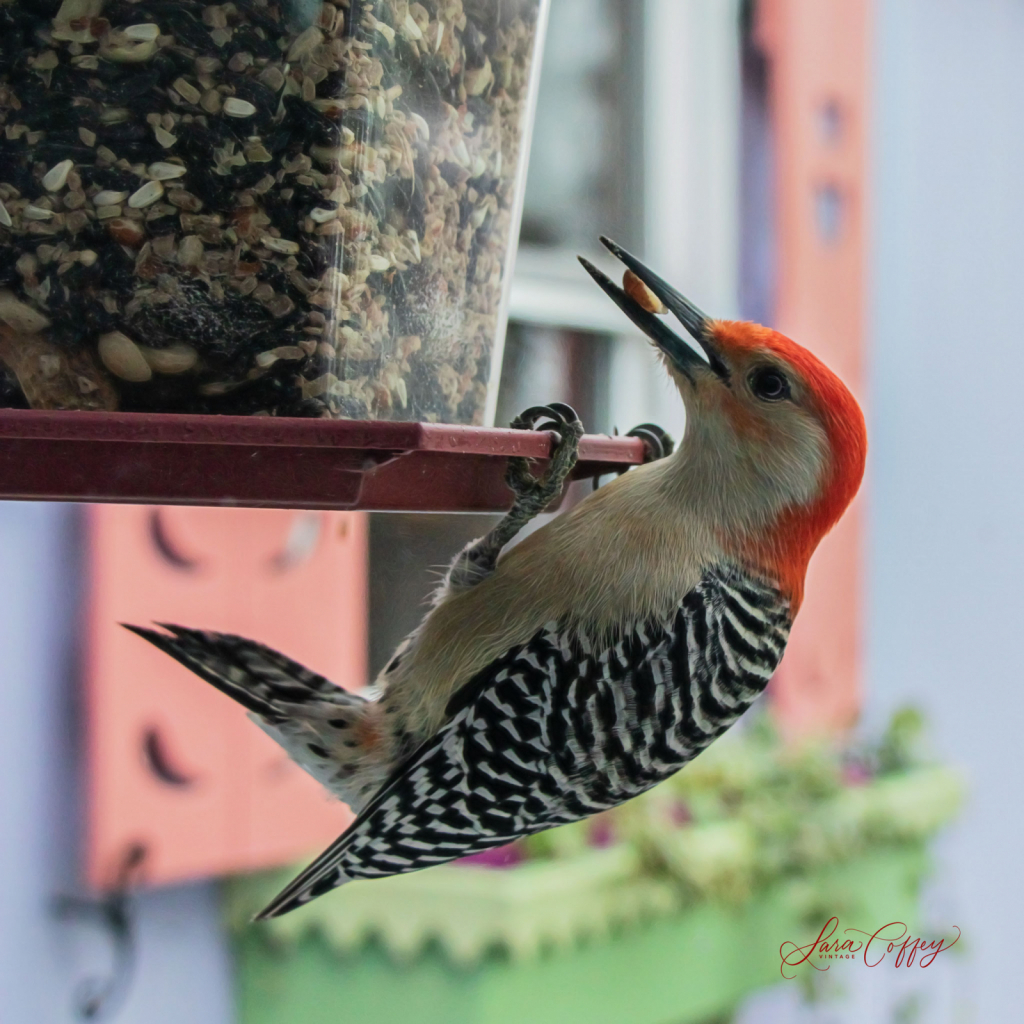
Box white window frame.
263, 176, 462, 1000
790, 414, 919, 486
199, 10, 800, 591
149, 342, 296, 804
507, 0, 743, 442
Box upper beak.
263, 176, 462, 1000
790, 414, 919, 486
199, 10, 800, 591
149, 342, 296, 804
578, 237, 730, 382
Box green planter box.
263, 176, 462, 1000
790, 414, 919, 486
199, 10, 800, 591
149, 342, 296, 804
233, 847, 927, 1024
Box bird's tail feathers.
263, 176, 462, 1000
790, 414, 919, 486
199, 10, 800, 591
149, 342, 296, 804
254, 841, 355, 920
123, 623, 364, 722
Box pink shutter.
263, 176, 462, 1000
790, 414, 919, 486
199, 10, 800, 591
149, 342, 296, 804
759, 0, 870, 734
84, 505, 366, 889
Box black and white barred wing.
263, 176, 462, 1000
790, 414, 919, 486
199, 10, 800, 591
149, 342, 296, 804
256, 565, 790, 920
254, 634, 566, 919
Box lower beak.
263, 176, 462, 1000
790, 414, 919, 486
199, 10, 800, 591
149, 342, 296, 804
578, 238, 730, 382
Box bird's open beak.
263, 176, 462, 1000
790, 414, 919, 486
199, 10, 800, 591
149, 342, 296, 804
578, 237, 729, 382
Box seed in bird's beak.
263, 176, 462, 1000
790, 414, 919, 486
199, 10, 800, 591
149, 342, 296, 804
623, 270, 666, 315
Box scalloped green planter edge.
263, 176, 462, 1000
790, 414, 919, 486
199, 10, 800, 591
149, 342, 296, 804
233, 847, 928, 1024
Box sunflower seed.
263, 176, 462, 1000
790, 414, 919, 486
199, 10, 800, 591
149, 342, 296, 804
623, 270, 667, 315
200, 89, 223, 115
309, 207, 338, 224
401, 13, 423, 41
172, 78, 202, 105
98, 331, 152, 382
153, 126, 178, 148
140, 343, 197, 374
148, 162, 187, 181
128, 180, 164, 208
260, 235, 300, 255
202, 5, 228, 29
222, 97, 256, 118
177, 235, 204, 266
287, 27, 324, 61
0, 291, 51, 332
42, 160, 74, 192
101, 37, 158, 63
124, 23, 161, 41
258, 66, 285, 92
274, 345, 305, 361
93, 191, 128, 207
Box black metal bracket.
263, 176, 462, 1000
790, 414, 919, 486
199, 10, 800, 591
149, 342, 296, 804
52, 844, 147, 1022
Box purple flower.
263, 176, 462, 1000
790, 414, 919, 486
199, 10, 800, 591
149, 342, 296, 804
670, 801, 692, 826
842, 761, 873, 786
457, 844, 524, 869
589, 817, 616, 848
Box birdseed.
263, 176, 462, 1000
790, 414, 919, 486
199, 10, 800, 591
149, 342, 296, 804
0, 0, 543, 420
623, 270, 666, 316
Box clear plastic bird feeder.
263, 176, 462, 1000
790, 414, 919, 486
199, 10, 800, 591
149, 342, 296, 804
0, 0, 550, 425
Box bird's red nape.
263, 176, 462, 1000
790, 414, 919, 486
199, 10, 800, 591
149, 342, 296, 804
710, 320, 867, 611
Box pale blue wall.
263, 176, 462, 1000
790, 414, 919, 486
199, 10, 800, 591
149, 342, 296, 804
0, 503, 232, 1024
868, 0, 1024, 1020
864, 0, 1024, 1019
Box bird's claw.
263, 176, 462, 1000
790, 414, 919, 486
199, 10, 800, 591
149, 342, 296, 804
591, 422, 674, 491
441, 404, 584, 595
625, 422, 675, 462
509, 402, 580, 433
506, 402, 584, 512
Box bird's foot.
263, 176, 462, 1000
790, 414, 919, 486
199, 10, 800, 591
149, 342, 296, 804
505, 402, 584, 516
442, 404, 584, 596
624, 422, 675, 462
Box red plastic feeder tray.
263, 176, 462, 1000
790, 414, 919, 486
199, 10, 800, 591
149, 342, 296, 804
0, 410, 646, 512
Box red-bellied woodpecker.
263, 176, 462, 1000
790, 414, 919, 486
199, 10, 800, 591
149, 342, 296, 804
127, 237, 867, 919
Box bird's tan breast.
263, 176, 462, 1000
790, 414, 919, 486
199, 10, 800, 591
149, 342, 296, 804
383, 460, 716, 737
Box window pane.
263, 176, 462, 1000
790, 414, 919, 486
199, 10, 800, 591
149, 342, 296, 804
519, 0, 642, 250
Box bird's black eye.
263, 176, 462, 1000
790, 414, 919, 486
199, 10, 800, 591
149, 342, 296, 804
749, 367, 791, 402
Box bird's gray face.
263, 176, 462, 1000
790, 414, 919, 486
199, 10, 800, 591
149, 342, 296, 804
580, 239, 829, 528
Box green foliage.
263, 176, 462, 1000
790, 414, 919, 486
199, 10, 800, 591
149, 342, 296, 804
875, 706, 926, 774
